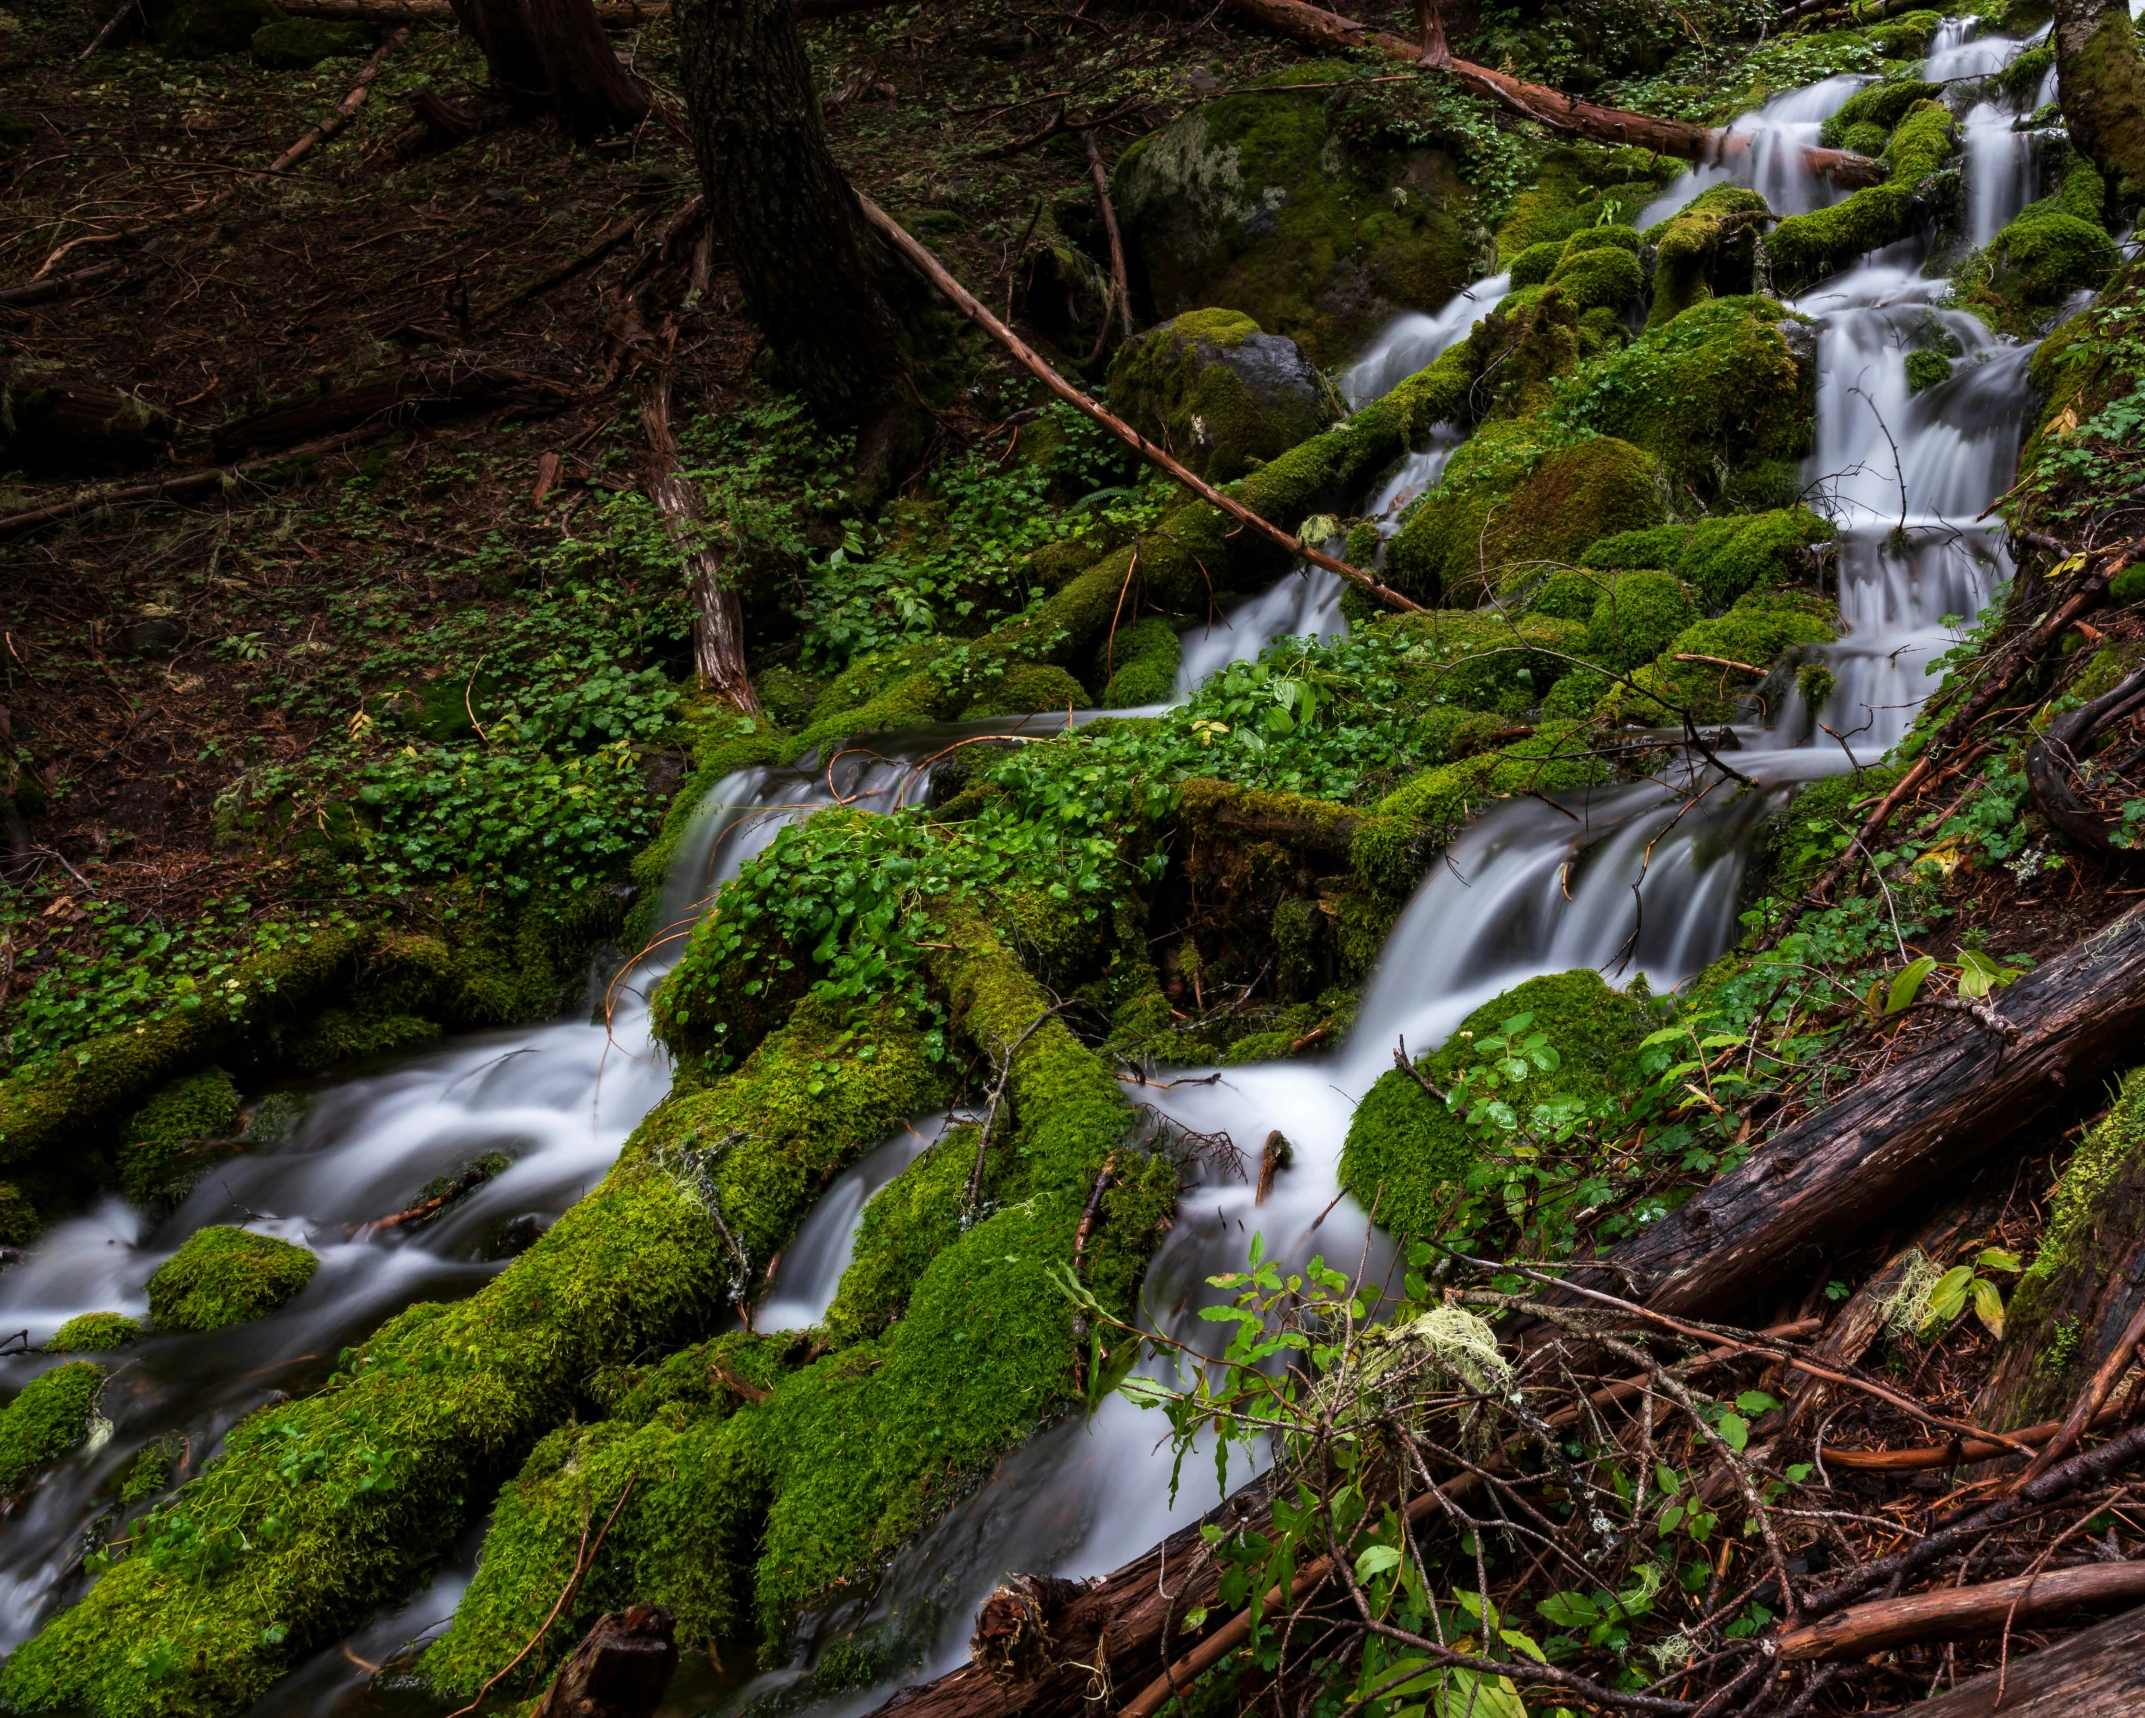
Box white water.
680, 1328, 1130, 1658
0, 18, 2069, 1710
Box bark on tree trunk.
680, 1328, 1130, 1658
446, 0, 648, 138
1575, 904, 2145, 1321
2052, 0, 2145, 205
1900, 1601, 2145, 1715
643, 367, 759, 712
672, 0, 906, 424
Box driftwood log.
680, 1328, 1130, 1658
531, 1604, 679, 1718
1889, 1601, 2145, 1715
1576, 903, 2145, 1319
1226, 0, 1886, 186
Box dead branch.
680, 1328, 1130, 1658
266, 28, 410, 174
1773, 1562, 2145, 1661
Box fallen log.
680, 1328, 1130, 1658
1889, 1600, 2145, 1715
266, 26, 409, 174
276, 0, 894, 21
855, 192, 1423, 615
641, 358, 757, 711
1582, 903, 2145, 1319
1226, 0, 1887, 187
1774, 1563, 2145, 1660
211, 364, 572, 459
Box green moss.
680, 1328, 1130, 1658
0, 1362, 102, 1492
1645, 185, 1770, 327
50, 1313, 142, 1353
1583, 571, 1701, 671
116, 1069, 241, 1211
1579, 507, 1834, 609
823, 1129, 972, 1343
1905, 349, 1954, 392
1817, 77, 1940, 149
1595, 590, 1838, 724
249, 17, 371, 66
1998, 42, 2055, 105
1549, 296, 1813, 507
1956, 153, 2115, 335
120, 1436, 182, 1508
1495, 145, 1678, 261
146, 1227, 319, 1333
960, 663, 1089, 720
1102, 615, 1184, 705
1509, 240, 1564, 287
1339, 971, 1646, 1237
1762, 764, 1902, 892
1106, 310, 1338, 483
1373, 610, 1589, 720
1768, 101, 1958, 295
754, 668, 825, 731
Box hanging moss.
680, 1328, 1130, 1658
1578, 507, 1834, 610
0, 1361, 102, 1492
49, 1312, 142, 1353
1644, 185, 1769, 327
1549, 296, 1813, 508
1339, 970, 1648, 1238
1106, 310, 1340, 483
1100, 615, 1184, 706
1767, 101, 1958, 295
146, 1227, 319, 1333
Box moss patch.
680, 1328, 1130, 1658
50, 1312, 142, 1353
1645, 184, 1770, 327
1767, 100, 1958, 295
1578, 507, 1834, 610
116, 1067, 241, 1210
146, 1227, 319, 1332
0, 1361, 102, 1492
1106, 309, 1338, 483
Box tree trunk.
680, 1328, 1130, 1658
446, 0, 648, 138
672, 0, 905, 424
1575, 905, 2145, 1321
1900, 1602, 2145, 1715
531, 1604, 679, 1718
2053, 0, 2145, 207
642, 368, 759, 712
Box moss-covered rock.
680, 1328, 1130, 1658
1340, 971, 1647, 1237
50, 1312, 142, 1353
1508, 239, 1564, 287
1548, 296, 1814, 508
147, 1227, 319, 1332
1100, 614, 1183, 705
1495, 145, 1679, 261
117, 1067, 240, 1210
1817, 77, 1940, 150
0, 1363, 103, 1493
1545, 226, 1645, 316
1589, 589, 1838, 724
1578, 507, 1834, 609
1956, 153, 2115, 335
249, 16, 371, 66
1386, 425, 1665, 604
1106, 309, 1339, 483
1114, 80, 1476, 364
155, 0, 283, 56
960, 663, 1090, 719
1645, 184, 1770, 327
1768, 100, 1958, 295
1582, 570, 1701, 671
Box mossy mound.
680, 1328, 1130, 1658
1373, 609, 1587, 720
155, 0, 284, 56
1645, 184, 1770, 327
50, 1312, 143, 1353
1578, 507, 1834, 609
1106, 309, 1339, 483
1817, 77, 1940, 150
1508, 240, 1564, 287
117, 1067, 241, 1210
1385, 425, 1665, 604
250, 17, 371, 66
1495, 144, 1679, 261
1548, 296, 1814, 508
145, 1227, 320, 1332
1099, 614, 1183, 705
960, 663, 1090, 720
1543, 227, 1645, 317
1768, 101, 1958, 295
1339, 970, 1648, 1238
1581, 570, 1701, 671
1586, 590, 1838, 724
1956, 154, 2114, 335
0, 1362, 102, 1492
1114, 83, 1474, 365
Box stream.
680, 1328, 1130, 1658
0, 19, 2074, 1713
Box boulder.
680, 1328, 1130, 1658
1106, 308, 1339, 483
251, 17, 374, 67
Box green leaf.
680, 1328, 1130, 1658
1917, 1265, 1975, 1336
1355, 1544, 1402, 1583
1716, 1412, 1750, 1452
1955, 947, 2020, 999
1537, 1591, 1601, 1627
1432, 1670, 1527, 1718
1885, 955, 1938, 1016
1976, 1247, 2022, 1273
1971, 1274, 2007, 1339
1733, 1390, 1782, 1415
1498, 1628, 1548, 1664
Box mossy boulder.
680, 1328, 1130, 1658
1581, 570, 1701, 671
1340, 971, 1647, 1237
1107, 309, 1339, 483
1548, 296, 1815, 508
1098, 614, 1183, 706
960, 662, 1090, 720
1768, 100, 1959, 295
1495, 144, 1679, 261
0, 1362, 103, 1492
1508, 240, 1564, 287
1544, 226, 1645, 316
155, 0, 284, 56
1957, 154, 2114, 335
146, 1227, 320, 1332
1817, 77, 1941, 150
1579, 507, 1834, 609
1113, 82, 1475, 365
1385, 426, 1665, 604
117, 1066, 241, 1210
1587, 589, 1838, 724
50, 1312, 142, 1353
250, 16, 371, 66
1645, 184, 1770, 327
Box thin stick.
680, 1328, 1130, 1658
78, 0, 140, 60
1081, 130, 1134, 342
266, 28, 410, 174
2011, 1296, 2145, 1492
853, 191, 1423, 615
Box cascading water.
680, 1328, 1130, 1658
0, 17, 2074, 1712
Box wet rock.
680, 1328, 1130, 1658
1106, 308, 1339, 483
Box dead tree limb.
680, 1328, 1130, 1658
1899, 1601, 2145, 1715
1774, 1563, 2145, 1660
2025, 666, 2145, 855
641, 358, 757, 711
1225, 0, 1886, 186
1079, 131, 1134, 345
266, 28, 410, 173
854, 192, 1424, 615
1579, 903, 2145, 1319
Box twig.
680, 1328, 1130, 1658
266, 29, 411, 174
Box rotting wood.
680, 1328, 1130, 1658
854, 191, 1426, 615
2025, 665, 2145, 854
1226, 0, 1886, 186
1774, 1562, 2145, 1660
1894, 1601, 2145, 1715
530, 1604, 678, 1718
1572, 904, 2145, 1320
1079, 131, 1134, 347
641, 353, 758, 711
1255, 1129, 1291, 1203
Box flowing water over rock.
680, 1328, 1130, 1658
0, 20, 2070, 1713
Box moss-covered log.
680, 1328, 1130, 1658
1767, 101, 1957, 296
